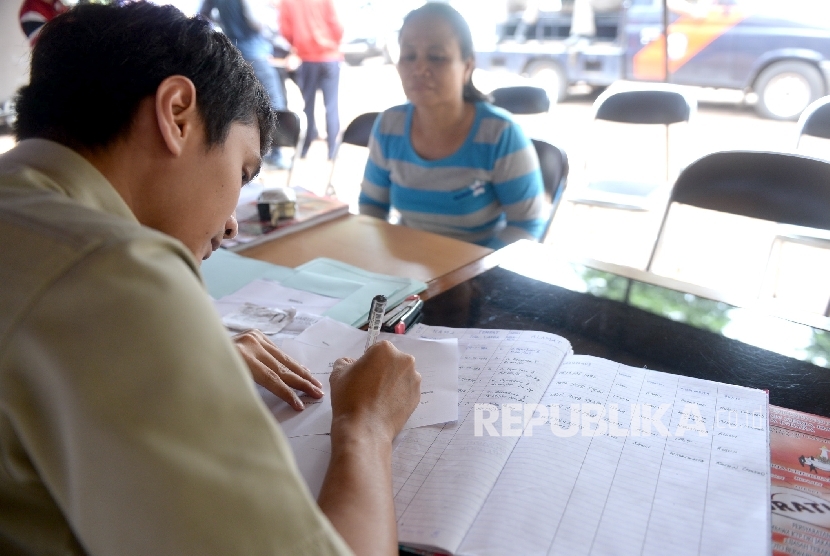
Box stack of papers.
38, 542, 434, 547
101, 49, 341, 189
202, 250, 426, 327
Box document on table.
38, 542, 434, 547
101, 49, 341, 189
291, 258, 426, 327
213, 278, 341, 317
389, 325, 770, 556
263, 318, 459, 438
202, 250, 426, 327
211, 279, 331, 343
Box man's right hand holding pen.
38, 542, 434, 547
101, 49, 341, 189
317, 292, 422, 554
320, 340, 421, 554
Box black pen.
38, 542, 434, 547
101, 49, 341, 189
392, 300, 423, 334
382, 295, 420, 330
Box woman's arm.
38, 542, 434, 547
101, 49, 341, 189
491, 122, 548, 247
358, 116, 393, 221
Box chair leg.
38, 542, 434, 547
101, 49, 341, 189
665, 125, 670, 184
285, 157, 295, 189
759, 238, 782, 301
645, 205, 671, 272
325, 144, 340, 197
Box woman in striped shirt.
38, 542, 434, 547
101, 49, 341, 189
358, 3, 547, 249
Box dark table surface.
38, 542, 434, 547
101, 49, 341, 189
421, 241, 830, 417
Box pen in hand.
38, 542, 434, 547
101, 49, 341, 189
365, 294, 387, 352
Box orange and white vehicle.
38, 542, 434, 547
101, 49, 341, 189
476, 0, 830, 120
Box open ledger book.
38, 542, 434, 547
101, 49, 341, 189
303, 324, 770, 556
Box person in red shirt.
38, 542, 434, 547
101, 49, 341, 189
279, 0, 343, 159
19, 0, 68, 46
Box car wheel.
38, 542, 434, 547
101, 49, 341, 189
525, 60, 568, 104
754, 61, 824, 121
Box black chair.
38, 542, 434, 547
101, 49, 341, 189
489, 86, 567, 241
532, 139, 569, 240
645, 150, 830, 313
327, 111, 380, 196
569, 85, 696, 211
789, 96, 830, 298
796, 95, 830, 148
270, 110, 305, 186
490, 86, 550, 115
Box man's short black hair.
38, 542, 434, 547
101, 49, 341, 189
14, 1, 276, 155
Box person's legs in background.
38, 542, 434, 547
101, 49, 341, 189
298, 62, 321, 158
320, 61, 340, 160
249, 57, 287, 111
249, 57, 290, 169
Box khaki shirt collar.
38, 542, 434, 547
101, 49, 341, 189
0, 138, 137, 223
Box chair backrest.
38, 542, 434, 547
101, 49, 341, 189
490, 86, 550, 115
670, 151, 830, 228
341, 112, 380, 148
584, 85, 696, 193
532, 139, 569, 239
268, 110, 305, 187
486, 88, 565, 240
326, 112, 380, 196
533, 139, 568, 203
272, 110, 303, 148
646, 150, 830, 269
593, 88, 693, 125
796, 96, 830, 146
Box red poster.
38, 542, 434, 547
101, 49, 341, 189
770, 406, 830, 556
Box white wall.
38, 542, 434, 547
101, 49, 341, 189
0, 1, 32, 105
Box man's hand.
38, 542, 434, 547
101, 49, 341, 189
317, 341, 421, 554
328, 340, 421, 443
232, 329, 324, 411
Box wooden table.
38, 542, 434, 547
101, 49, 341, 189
239, 214, 497, 300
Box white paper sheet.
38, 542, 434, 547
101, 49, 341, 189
286, 434, 332, 499
213, 278, 341, 316
287, 431, 412, 501
262, 318, 459, 438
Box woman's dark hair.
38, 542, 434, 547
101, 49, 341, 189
400, 3, 490, 104
14, 1, 276, 155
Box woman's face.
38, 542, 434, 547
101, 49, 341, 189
396, 14, 474, 109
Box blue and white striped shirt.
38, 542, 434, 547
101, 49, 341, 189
358, 102, 547, 249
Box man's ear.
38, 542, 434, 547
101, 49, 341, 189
155, 76, 199, 157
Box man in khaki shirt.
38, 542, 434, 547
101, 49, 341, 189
0, 2, 420, 555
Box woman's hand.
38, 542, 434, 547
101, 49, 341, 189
232, 329, 324, 411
